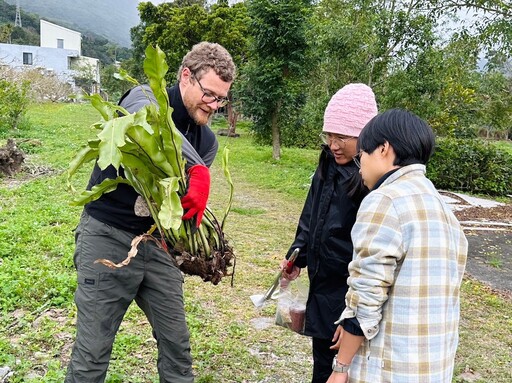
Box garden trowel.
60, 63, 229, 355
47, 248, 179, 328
250, 248, 300, 308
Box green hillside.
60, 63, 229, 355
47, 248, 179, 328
0, 0, 132, 64
2, 0, 139, 47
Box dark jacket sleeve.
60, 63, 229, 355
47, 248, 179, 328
201, 137, 218, 168
287, 168, 319, 268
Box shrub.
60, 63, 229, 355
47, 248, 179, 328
0, 76, 29, 136
427, 137, 512, 196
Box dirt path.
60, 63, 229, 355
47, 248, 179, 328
463, 231, 512, 297
444, 192, 512, 297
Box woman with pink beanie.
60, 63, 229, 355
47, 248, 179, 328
280, 84, 378, 383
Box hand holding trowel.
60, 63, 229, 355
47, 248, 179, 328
250, 248, 300, 308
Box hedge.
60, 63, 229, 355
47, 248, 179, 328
427, 137, 512, 196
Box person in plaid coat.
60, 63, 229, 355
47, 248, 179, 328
328, 109, 468, 383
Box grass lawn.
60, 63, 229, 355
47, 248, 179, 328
0, 103, 510, 382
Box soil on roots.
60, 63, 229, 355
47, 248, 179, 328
175, 243, 235, 286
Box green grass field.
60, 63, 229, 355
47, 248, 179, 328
0, 103, 510, 382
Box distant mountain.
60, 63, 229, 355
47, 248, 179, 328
3, 0, 141, 47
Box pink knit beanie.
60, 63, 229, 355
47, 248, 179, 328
323, 83, 378, 137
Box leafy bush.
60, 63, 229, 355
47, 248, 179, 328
0, 76, 29, 136
427, 137, 512, 196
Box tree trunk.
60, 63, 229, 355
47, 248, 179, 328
227, 102, 237, 136
271, 100, 281, 160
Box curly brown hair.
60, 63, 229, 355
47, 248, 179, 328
177, 42, 236, 83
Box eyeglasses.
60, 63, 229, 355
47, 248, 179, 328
352, 150, 364, 168
319, 132, 355, 147
193, 75, 229, 107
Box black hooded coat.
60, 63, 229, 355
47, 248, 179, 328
287, 147, 366, 339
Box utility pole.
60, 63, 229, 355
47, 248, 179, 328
14, 0, 22, 28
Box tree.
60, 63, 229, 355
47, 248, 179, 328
238, 0, 311, 159
129, 2, 208, 83
21, 68, 74, 102
474, 70, 512, 139
0, 23, 13, 43
203, 1, 250, 136
431, 0, 512, 65
72, 62, 99, 95
300, 0, 512, 143
100, 64, 133, 102
380, 35, 481, 136
299, 0, 440, 145
0, 68, 29, 134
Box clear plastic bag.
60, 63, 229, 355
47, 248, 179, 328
274, 276, 309, 334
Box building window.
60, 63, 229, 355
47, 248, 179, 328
57, 39, 64, 49
23, 52, 33, 65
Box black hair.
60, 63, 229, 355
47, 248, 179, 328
318, 145, 369, 203
357, 108, 435, 166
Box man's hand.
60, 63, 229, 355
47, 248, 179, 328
181, 164, 210, 227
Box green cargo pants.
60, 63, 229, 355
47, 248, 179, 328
65, 212, 193, 383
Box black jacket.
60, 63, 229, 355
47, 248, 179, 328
84, 84, 218, 234
287, 147, 366, 339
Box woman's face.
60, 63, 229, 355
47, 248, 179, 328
324, 133, 358, 165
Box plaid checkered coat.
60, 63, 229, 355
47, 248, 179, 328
338, 164, 468, 382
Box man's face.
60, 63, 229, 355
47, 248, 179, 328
180, 68, 232, 126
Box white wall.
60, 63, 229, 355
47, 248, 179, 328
40, 19, 81, 55
0, 42, 79, 83
0, 21, 101, 92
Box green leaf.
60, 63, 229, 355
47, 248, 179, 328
221, 147, 234, 230
158, 177, 183, 231
160, 110, 185, 181
85, 93, 128, 121
133, 106, 154, 135
97, 114, 135, 170
71, 177, 129, 206
122, 152, 160, 205
114, 68, 140, 86
67, 144, 99, 191
125, 122, 175, 177
144, 45, 170, 112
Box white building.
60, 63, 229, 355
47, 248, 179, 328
40, 19, 82, 55
0, 20, 100, 93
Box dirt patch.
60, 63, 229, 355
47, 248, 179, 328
454, 204, 512, 223
2, 161, 56, 189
